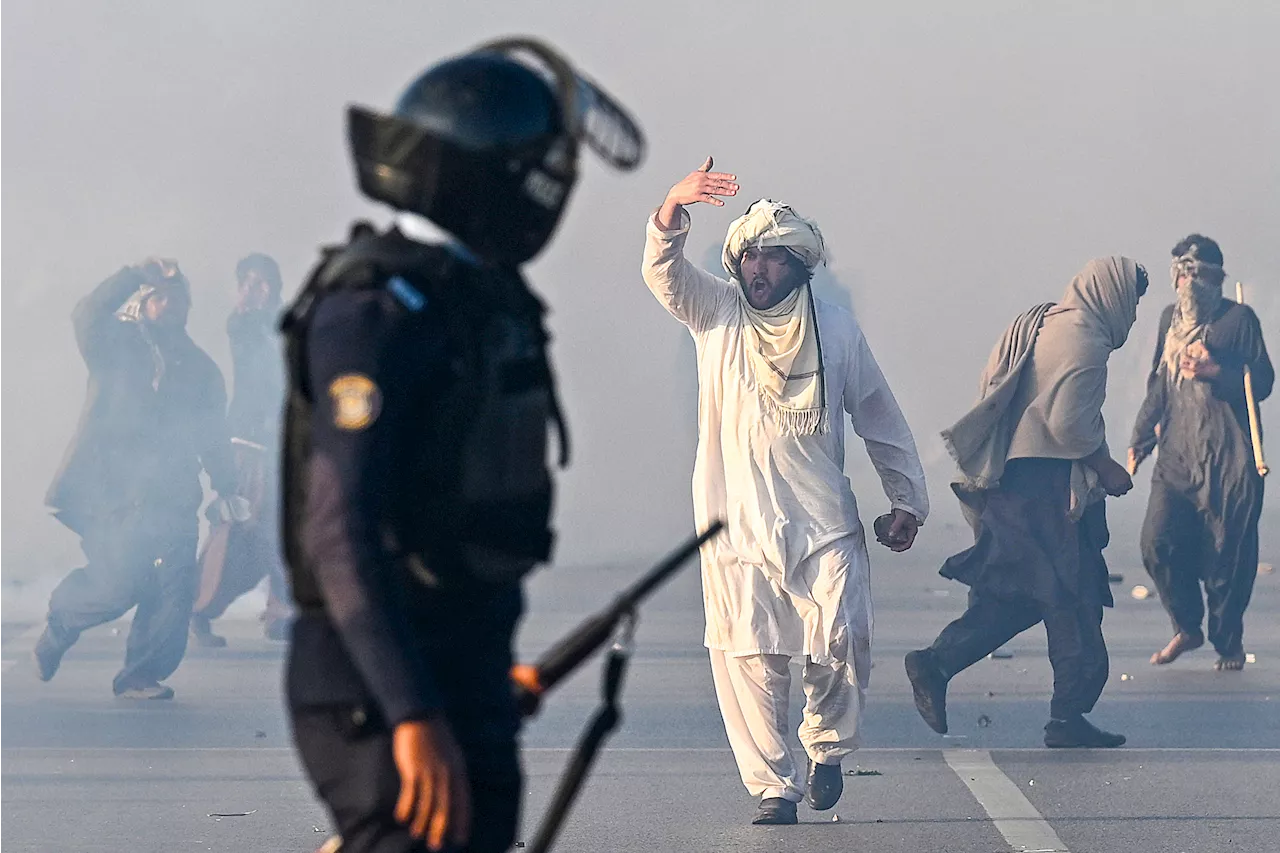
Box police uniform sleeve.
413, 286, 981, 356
303, 290, 441, 724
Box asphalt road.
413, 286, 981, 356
3, 536, 1278, 853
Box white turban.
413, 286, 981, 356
720, 199, 830, 436
722, 199, 826, 281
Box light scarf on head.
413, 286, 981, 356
943, 256, 1142, 522
722, 200, 829, 435
1163, 254, 1225, 381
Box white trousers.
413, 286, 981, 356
708, 649, 863, 802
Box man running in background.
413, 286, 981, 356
1131, 235, 1272, 671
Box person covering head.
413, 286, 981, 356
944, 256, 1145, 519
1164, 234, 1227, 381
116, 261, 191, 325
910, 257, 1146, 751
722, 199, 829, 436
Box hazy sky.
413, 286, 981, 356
3, 1, 1278, 586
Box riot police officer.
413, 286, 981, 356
280, 38, 643, 853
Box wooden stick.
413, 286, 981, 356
1235, 282, 1269, 477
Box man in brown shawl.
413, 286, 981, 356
1130, 235, 1272, 672
905, 257, 1149, 748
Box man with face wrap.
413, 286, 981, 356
191, 253, 294, 646
35, 258, 241, 700
641, 159, 929, 825
1130, 235, 1272, 672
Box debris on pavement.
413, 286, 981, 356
1108, 573, 1124, 584
987, 648, 1014, 660
977, 714, 992, 728
831, 814, 841, 822
208, 810, 257, 818
1260, 563, 1273, 574
1245, 653, 1257, 664
254, 730, 267, 739
1131, 585, 1152, 600
1120, 673, 1133, 681
844, 768, 883, 776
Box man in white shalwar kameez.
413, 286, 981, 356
641, 158, 929, 825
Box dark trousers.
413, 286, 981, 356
47, 510, 199, 693
929, 589, 1109, 720
1141, 481, 1262, 656
193, 522, 293, 626
291, 706, 521, 853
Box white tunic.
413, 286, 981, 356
642, 211, 929, 664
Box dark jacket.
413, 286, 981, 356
45, 267, 237, 534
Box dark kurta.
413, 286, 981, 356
1133, 300, 1272, 656
193, 306, 292, 625
941, 458, 1113, 609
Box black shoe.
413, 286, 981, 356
115, 683, 176, 701
752, 797, 798, 825
1044, 715, 1125, 748
32, 628, 69, 682
805, 759, 843, 810
190, 616, 227, 649
905, 649, 949, 734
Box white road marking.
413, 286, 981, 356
945, 748, 1070, 853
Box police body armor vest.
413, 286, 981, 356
280, 225, 568, 608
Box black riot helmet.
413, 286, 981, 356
348, 37, 645, 266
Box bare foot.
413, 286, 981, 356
1150, 632, 1204, 665
1214, 653, 1246, 672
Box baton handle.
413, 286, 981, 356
511, 520, 724, 714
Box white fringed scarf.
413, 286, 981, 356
722, 200, 829, 436
1163, 253, 1225, 382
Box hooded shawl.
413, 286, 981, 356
721, 200, 829, 435
942, 256, 1141, 522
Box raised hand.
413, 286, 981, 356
656, 156, 739, 230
